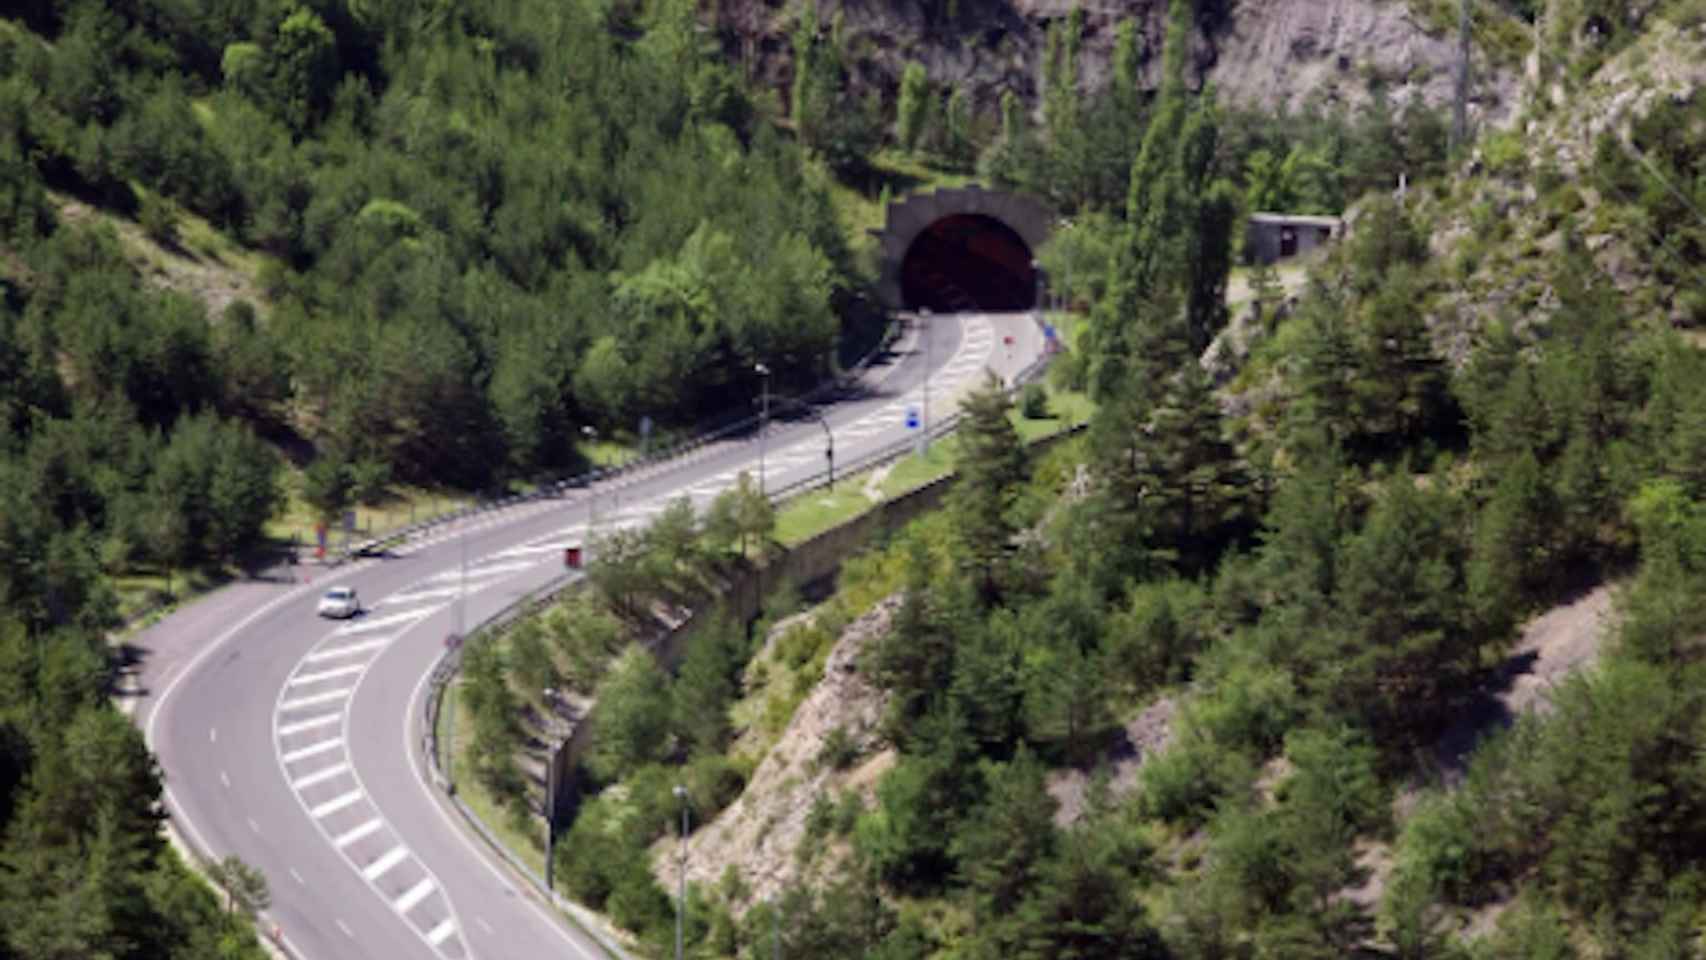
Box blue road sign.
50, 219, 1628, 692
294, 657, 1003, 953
905, 407, 920, 430
1043, 323, 1057, 341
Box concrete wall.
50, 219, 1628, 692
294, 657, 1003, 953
551, 425, 1085, 817
875, 185, 1058, 310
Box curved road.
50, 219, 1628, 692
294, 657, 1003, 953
130, 313, 1044, 960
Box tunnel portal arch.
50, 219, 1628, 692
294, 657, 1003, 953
874, 186, 1059, 313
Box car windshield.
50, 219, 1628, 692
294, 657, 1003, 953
325, 588, 353, 600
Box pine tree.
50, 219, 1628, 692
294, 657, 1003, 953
896, 62, 930, 154
950, 375, 1026, 600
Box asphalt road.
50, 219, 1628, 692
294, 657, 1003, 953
131, 312, 1045, 960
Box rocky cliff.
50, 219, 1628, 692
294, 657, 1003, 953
720, 0, 1519, 123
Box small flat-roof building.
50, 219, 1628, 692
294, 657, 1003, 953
1245, 213, 1343, 265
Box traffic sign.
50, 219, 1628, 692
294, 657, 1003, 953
905, 407, 920, 430
1043, 323, 1057, 342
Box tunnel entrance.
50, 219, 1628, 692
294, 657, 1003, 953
899, 214, 1038, 313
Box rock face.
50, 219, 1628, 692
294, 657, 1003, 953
723, 0, 1516, 123
653, 595, 901, 909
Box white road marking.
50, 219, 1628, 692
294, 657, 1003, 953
332, 608, 435, 636
427, 918, 457, 946
278, 712, 342, 736
248, 818, 260, 834
476, 917, 494, 935
421, 560, 534, 585
382, 585, 464, 605
291, 762, 351, 790
336, 919, 354, 938
281, 737, 344, 764
311, 789, 363, 818
394, 877, 435, 913
210, 727, 217, 743
290, 868, 305, 886
490, 541, 579, 560
303, 637, 389, 662
334, 818, 384, 849
362, 845, 409, 881
278, 688, 354, 712
220, 771, 230, 788
288, 663, 367, 686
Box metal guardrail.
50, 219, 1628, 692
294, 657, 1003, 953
416, 569, 635, 959
414, 312, 1059, 958
336, 317, 905, 565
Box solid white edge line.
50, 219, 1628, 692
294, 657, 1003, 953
427, 917, 457, 945
291, 761, 351, 791
334, 817, 384, 849
362, 845, 410, 881
394, 877, 436, 914
278, 712, 342, 736
311, 789, 363, 818
405, 628, 602, 960
281, 737, 344, 764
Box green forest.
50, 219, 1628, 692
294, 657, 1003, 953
3, 0, 1706, 956
466, 2, 1706, 959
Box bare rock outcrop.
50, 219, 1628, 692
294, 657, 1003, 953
654, 595, 901, 909
723, 0, 1517, 127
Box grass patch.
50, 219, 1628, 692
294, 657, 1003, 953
775, 485, 880, 546
879, 442, 959, 497
264, 473, 473, 549
436, 679, 548, 877
579, 438, 638, 468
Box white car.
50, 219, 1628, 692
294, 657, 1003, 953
317, 586, 361, 619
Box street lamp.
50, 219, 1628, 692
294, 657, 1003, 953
755, 363, 771, 497
673, 784, 690, 960
543, 688, 562, 892
919, 308, 932, 457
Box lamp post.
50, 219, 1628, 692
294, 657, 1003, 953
920, 308, 932, 456
755, 362, 771, 497
543, 688, 559, 891
673, 784, 689, 960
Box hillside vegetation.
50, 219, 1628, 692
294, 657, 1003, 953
552, 3, 1706, 959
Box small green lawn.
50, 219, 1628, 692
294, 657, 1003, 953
775, 486, 880, 546
265, 474, 474, 550
436, 679, 549, 878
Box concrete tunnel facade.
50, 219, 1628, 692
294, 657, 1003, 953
873, 185, 1059, 314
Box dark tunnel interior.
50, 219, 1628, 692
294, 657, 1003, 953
900, 214, 1038, 313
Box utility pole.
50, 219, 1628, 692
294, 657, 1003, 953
1453, 0, 1471, 153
